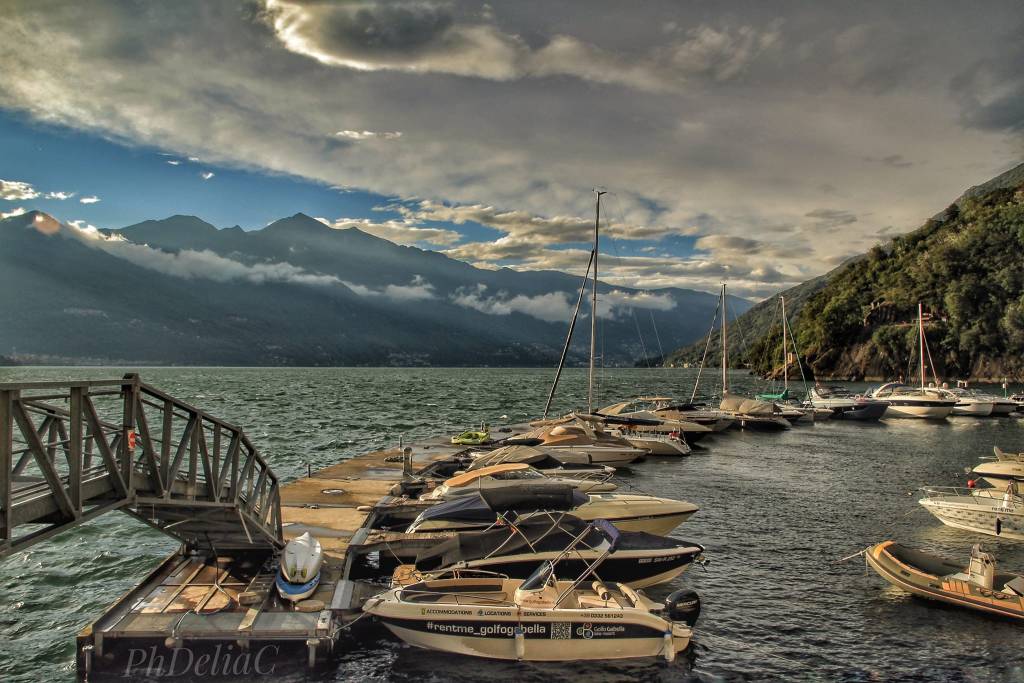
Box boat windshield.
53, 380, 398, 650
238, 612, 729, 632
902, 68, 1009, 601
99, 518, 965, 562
490, 469, 545, 481
519, 560, 555, 591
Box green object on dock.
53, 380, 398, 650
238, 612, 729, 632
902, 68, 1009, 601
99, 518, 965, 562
451, 428, 490, 445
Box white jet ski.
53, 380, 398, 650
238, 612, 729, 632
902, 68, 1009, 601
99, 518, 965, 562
276, 531, 323, 602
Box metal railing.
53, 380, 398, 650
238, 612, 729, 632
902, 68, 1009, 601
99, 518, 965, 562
0, 374, 282, 559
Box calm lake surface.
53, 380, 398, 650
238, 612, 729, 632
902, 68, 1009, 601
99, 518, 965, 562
1, 367, 1023, 682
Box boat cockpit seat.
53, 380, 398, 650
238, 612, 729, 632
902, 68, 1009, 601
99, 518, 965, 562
577, 594, 622, 609
1002, 575, 1024, 597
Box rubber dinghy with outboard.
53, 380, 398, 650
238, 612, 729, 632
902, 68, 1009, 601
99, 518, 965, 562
363, 519, 700, 661
412, 514, 704, 589
865, 541, 1024, 621
276, 531, 323, 601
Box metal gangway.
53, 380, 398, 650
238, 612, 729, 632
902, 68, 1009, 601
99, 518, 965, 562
0, 374, 282, 559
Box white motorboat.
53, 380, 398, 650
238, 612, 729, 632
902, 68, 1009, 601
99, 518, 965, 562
945, 388, 996, 416
990, 396, 1019, 416
407, 485, 699, 536
363, 519, 699, 662
420, 462, 617, 500
612, 429, 691, 456
807, 385, 888, 421
276, 531, 323, 602
869, 383, 955, 419
919, 448, 1024, 539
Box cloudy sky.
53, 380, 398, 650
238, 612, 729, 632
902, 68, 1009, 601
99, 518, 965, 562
1, 1, 1022, 298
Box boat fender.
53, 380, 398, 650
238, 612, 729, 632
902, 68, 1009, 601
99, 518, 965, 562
663, 629, 675, 662
664, 589, 701, 627
591, 581, 611, 601
514, 626, 525, 660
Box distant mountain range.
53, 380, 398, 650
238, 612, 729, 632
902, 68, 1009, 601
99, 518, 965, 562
665, 161, 1024, 381
0, 211, 751, 366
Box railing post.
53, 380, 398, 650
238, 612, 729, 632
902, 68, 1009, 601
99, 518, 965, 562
69, 387, 83, 514
0, 389, 13, 551
121, 378, 137, 495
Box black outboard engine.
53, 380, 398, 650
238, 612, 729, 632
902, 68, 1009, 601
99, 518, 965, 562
664, 589, 701, 626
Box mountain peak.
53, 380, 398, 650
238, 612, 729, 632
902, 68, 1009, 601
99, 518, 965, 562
262, 212, 331, 233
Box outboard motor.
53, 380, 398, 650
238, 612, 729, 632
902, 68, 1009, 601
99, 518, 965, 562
664, 589, 701, 626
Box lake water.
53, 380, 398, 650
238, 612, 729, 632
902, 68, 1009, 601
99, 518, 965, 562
1, 367, 1023, 682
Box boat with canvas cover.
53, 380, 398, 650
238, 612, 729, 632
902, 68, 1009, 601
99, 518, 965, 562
598, 398, 722, 440
467, 445, 616, 478
719, 396, 791, 431
511, 420, 648, 467
412, 514, 704, 589
919, 448, 1024, 539
865, 541, 1024, 621
363, 519, 699, 661
807, 385, 888, 420
276, 531, 323, 602
420, 462, 617, 500
406, 485, 698, 536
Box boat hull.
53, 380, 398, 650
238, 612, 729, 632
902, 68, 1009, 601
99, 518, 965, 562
919, 491, 1024, 540
952, 402, 995, 416
882, 402, 954, 419
367, 594, 691, 662
828, 402, 889, 421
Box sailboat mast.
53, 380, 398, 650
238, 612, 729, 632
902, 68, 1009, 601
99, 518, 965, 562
918, 302, 925, 388
588, 190, 605, 413
782, 295, 788, 389
721, 284, 728, 394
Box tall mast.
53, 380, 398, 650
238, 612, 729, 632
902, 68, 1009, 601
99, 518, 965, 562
588, 190, 605, 413
782, 295, 788, 389
918, 302, 925, 388
721, 284, 728, 394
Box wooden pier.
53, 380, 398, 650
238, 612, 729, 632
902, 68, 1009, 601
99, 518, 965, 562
0, 375, 530, 675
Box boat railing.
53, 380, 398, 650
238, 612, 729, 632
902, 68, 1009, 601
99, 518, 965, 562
921, 486, 1024, 505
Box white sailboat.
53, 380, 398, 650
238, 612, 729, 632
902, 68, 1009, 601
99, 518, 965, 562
869, 304, 955, 419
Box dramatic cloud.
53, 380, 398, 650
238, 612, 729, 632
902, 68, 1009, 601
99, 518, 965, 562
79, 196, 101, 204
451, 285, 574, 322
58, 216, 344, 287
263, 0, 780, 92
342, 274, 436, 301
0, 179, 40, 201
450, 284, 676, 323
1, 206, 27, 219
325, 217, 460, 246
0, 2, 1020, 296
335, 130, 402, 140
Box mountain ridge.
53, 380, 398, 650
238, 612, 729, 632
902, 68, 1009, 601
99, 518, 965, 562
1, 209, 752, 366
